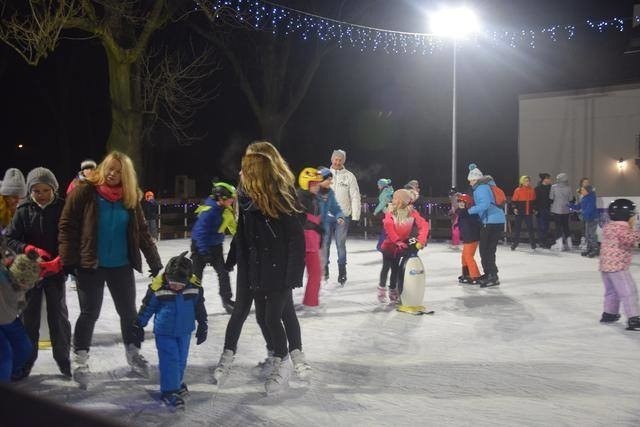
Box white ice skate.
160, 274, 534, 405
290, 349, 311, 380
377, 286, 388, 304
72, 350, 90, 390
265, 355, 291, 394
252, 351, 276, 379
126, 344, 150, 378
213, 349, 234, 386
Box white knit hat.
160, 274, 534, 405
467, 163, 483, 181
80, 159, 97, 170
0, 168, 27, 197
26, 167, 59, 193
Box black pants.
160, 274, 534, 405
74, 266, 137, 352
223, 284, 301, 359
191, 243, 232, 302
512, 215, 536, 248
21, 274, 71, 369
553, 213, 571, 243
479, 223, 503, 275
379, 253, 402, 289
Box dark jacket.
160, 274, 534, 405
534, 183, 552, 211
6, 197, 65, 260
58, 182, 162, 273
456, 209, 481, 243
235, 195, 305, 292
141, 199, 158, 221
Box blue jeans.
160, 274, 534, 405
536, 209, 551, 246
585, 219, 598, 252
322, 216, 350, 267
156, 334, 191, 394
0, 318, 33, 382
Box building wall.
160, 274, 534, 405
519, 84, 640, 197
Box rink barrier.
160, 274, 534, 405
152, 197, 585, 243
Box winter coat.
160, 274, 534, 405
511, 186, 536, 216
568, 191, 598, 221
329, 167, 361, 221
317, 188, 345, 232
191, 197, 225, 253
141, 199, 158, 221
456, 209, 481, 243
534, 183, 552, 211
599, 221, 640, 272
550, 182, 572, 215
467, 176, 506, 225
235, 195, 305, 292
137, 275, 207, 337
374, 186, 394, 216
5, 197, 64, 262
297, 189, 323, 252
58, 182, 162, 273
380, 209, 430, 257
0, 265, 29, 325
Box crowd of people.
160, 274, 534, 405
0, 143, 639, 412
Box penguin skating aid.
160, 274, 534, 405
396, 253, 434, 315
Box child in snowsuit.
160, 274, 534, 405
190, 182, 237, 314
378, 189, 429, 304
134, 251, 208, 410
598, 199, 640, 331
510, 175, 537, 251
5, 167, 72, 379
569, 185, 598, 257
297, 168, 325, 309
455, 194, 482, 284
0, 245, 40, 382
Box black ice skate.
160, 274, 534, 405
338, 264, 347, 286
600, 312, 621, 323
479, 273, 500, 288
161, 392, 185, 412
626, 316, 640, 331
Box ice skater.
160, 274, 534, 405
569, 185, 598, 257
133, 251, 208, 411
377, 189, 429, 304
455, 193, 482, 284
510, 175, 537, 251
598, 199, 640, 331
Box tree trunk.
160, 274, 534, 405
258, 114, 285, 147
104, 45, 143, 170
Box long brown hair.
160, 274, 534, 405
88, 151, 142, 209
240, 151, 300, 218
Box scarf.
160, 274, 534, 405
96, 184, 123, 202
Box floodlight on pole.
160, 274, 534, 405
429, 7, 480, 189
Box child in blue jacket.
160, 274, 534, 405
134, 252, 208, 411
569, 185, 599, 257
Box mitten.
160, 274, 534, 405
39, 256, 62, 278
148, 267, 161, 278
24, 245, 52, 261
196, 322, 208, 345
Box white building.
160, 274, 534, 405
518, 83, 640, 197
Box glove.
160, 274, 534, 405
24, 245, 52, 261
130, 321, 145, 346
62, 264, 78, 276
408, 237, 424, 252
196, 322, 208, 345
39, 256, 62, 278
148, 267, 161, 278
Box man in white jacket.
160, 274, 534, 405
324, 149, 361, 285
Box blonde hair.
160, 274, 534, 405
89, 151, 142, 209
246, 141, 296, 186
240, 150, 300, 218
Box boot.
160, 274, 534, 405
160, 392, 185, 412
72, 350, 90, 389
479, 273, 500, 288
58, 359, 72, 378
252, 350, 275, 379
600, 312, 621, 323
388, 288, 399, 304
221, 297, 235, 315
626, 316, 640, 331
265, 355, 291, 394
213, 349, 234, 385
458, 266, 470, 283
290, 349, 311, 379
377, 286, 388, 303
126, 343, 150, 378
338, 264, 347, 286
177, 382, 190, 398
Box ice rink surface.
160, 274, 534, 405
15, 238, 640, 426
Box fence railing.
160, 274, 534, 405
154, 197, 585, 243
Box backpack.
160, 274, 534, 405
490, 185, 507, 208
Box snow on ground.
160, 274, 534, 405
15, 238, 640, 426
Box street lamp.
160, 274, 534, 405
429, 7, 480, 189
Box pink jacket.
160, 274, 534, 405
599, 221, 640, 272
380, 209, 429, 257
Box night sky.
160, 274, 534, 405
2, 0, 640, 197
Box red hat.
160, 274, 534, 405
457, 193, 473, 206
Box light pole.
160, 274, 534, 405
429, 7, 480, 189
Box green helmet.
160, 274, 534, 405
211, 181, 236, 200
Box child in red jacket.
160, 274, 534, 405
378, 190, 429, 304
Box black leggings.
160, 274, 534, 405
553, 213, 571, 243
379, 253, 402, 289
479, 224, 503, 275
223, 284, 301, 359
74, 266, 137, 352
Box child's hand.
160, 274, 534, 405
196, 322, 208, 345
130, 321, 145, 346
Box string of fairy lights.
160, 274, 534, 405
203, 0, 633, 54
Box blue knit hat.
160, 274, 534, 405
377, 178, 391, 188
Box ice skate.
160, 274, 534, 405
126, 344, 150, 378
213, 349, 234, 385
265, 355, 291, 394
388, 288, 399, 305
72, 350, 90, 389
377, 286, 388, 303
459, 276, 480, 285
338, 264, 347, 286
252, 351, 276, 379
600, 312, 621, 323
323, 265, 329, 282
58, 359, 72, 379
177, 383, 190, 398
161, 392, 185, 412
479, 273, 500, 288
290, 349, 311, 380
626, 316, 640, 331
